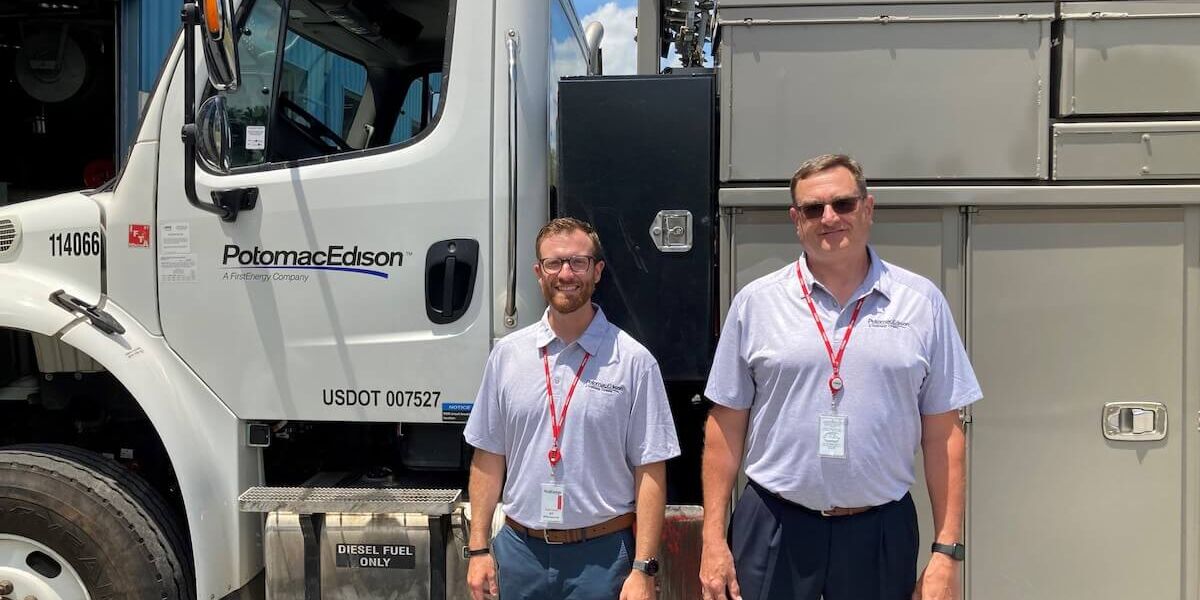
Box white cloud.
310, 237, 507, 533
581, 2, 638, 75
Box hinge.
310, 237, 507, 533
959, 206, 979, 215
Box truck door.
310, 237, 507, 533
155, 0, 494, 423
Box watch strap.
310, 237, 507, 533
462, 546, 491, 559
930, 542, 966, 561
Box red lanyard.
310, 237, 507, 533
541, 347, 591, 467
795, 260, 867, 397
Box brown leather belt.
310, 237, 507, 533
505, 513, 635, 544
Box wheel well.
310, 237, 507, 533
0, 326, 192, 559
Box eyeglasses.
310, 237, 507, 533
539, 255, 596, 274
795, 196, 862, 220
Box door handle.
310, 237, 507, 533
425, 239, 479, 324
1102, 402, 1167, 441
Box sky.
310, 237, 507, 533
572, 0, 642, 75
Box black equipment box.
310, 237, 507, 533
557, 73, 717, 383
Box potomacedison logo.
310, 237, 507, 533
221, 244, 404, 280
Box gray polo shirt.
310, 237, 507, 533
705, 249, 982, 510
465, 306, 681, 529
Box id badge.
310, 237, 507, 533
541, 483, 565, 524
818, 414, 848, 459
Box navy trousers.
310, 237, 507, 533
492, 524, 634, 599
731, 480, 919, 600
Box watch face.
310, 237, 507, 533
636, 558, 660, 576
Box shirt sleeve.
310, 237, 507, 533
625, 358, 681, 467
918, 291, 983, 415
704, 298, 755, 409
463, 347, 507, 455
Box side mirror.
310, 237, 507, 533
200, 0, 239, 91
196, 95, 231, 173
584, 21, 604, 76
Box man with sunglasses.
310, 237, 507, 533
700, 154, 981, 600
464, 217, 680, 600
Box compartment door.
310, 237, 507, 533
1060, 1, 1200, 115
718, 2, 1052, 181
967, 208, 1189, 598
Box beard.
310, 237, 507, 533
542, 278, 594, 314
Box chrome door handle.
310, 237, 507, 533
1102, 402, 1167, 441
503, 29, 519, 329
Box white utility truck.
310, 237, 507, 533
1, 0, 1199, 598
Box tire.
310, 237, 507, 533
0, 444, 194, 599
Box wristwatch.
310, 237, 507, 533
931, 542, 966, 561
632, 558, 659, 576
462, 546, 491, 559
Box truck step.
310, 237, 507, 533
238, 486, 461, 515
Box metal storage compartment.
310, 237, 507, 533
1059, 1, 1200, 115
265, 511, 468, 600
717, 1, 1053, 181
1053, 122, 1200, 179
558, 74, 717, 383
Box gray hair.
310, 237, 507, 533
788, 154, 868, 204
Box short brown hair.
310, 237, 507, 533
788, 154, 868, 205
535, 217, 604, 260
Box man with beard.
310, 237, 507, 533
464, 218, 680, 600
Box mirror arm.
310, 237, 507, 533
181, 1, 235, 222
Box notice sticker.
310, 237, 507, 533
441, 403, 472, 423
159, 222, 191, 254
245, 125, 266, 150
158, 254, 196, 284
334, 544, 416, 569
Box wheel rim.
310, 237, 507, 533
0, 534, 90, 600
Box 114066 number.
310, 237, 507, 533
49, 231, 102, 257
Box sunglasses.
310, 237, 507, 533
795, 196, 862, 220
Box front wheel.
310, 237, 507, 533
0, 444, 193, 599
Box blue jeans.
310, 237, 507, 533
492, 524, 635, 600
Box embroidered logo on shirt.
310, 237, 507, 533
866, 318, 911, 329
584, 380, 626, 394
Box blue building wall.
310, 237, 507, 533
119, 0, 181, 162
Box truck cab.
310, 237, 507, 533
0, 0, 599, 597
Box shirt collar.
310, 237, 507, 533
534, 303, 611, 356
797, 246, 892, 303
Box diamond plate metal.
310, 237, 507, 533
238, 486, 461, 515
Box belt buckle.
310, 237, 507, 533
543, 529, 566, 545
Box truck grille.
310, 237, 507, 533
0, 218, 18, 256
239, 486, 461, 515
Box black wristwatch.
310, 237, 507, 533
632, 557, 659, 576
931, 542, 966, 561
462, 546, 491, 559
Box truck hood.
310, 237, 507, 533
0, 191, 105, 335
